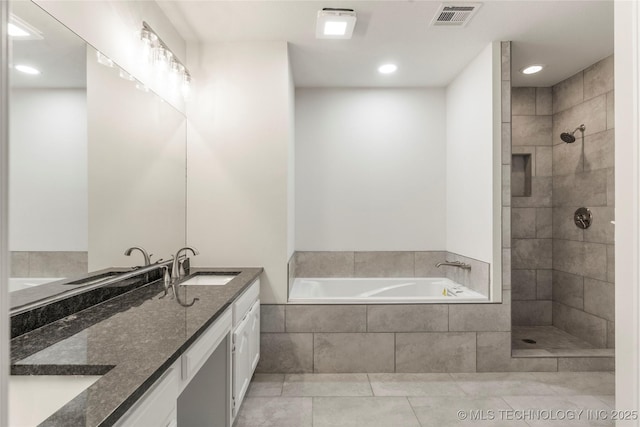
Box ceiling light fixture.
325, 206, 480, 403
316, 8, 357, 39
378, 64, 398, 74
14, 64, 40, 75
521, 64, 544, 75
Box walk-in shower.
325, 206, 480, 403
510, 55, 614, 361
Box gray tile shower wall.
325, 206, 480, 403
10, 251, 88, 278
289, 251, 490, 295
510, 87, 554, 326
551, 54, 615, 348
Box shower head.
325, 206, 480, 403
560, 124, 586, 143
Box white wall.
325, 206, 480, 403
287, 52, 295, 260
9, 88, 87, 251
186, 42, 294, 304
34, 0, 187, 112
445, 43, 497, 265
614, 0, 640, 420
295, 88, 447, 251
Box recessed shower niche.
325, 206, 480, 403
511, 153, 532, 197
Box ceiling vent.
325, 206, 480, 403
431, 3, 482, 27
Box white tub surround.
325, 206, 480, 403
289, 278, 486, 304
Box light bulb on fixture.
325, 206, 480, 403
169, 61, 185, 86
135, 82, 150, 93
8, 23, 30, 37
96, 51, 114, 68
181, 74, 191, 98
119, 69, 136, 81
139, 21, 192, 100
140, 28, 158, 64
155, 47, 172, 70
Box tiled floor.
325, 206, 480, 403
235, 372, 615, 426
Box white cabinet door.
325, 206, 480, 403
248, 301, 260, 371
232, 300, 260, 419
114, 363, 179, 427
232, 312, 251, 418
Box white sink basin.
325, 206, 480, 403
10, 375, 101, 426
180, 274, 237, 286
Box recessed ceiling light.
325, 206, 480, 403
378, 64, 398, 74
521, 65, 544, 75
324, 21, 348, 36
14, 64, 40, 75
8, 23, 30, 37
316, 8, 357, 39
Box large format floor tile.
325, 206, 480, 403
531, 372, 615, 395
368, 373, 466, 396
246, 374, 284, 397
450, 372, 558, 396
282, 374, 372, 397
237, 371, 616, 427
234, 397, 312, 427
312, 397, 421, 427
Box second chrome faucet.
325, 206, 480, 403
171, 246, 200, 281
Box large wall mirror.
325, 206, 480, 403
8, 1, 187, 302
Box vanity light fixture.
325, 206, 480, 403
316, 8, 357, 39
521, 64, 544, 75
96, 51, 114, 68
135, 82, 150, 93
14, 64, 40, 75
119, 69, 136, 81
8, 15, 43, 39
378, 63, 398, 74
140, 21, 191, 97
8, 23, 29, 37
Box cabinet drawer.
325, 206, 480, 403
115, 361, 179, 427
181, 308, 232, 384
233, 279, 260, 326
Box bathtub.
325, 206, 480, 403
9, 278, 61, 293
289, 277, 487, 304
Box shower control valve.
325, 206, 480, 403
574, 207, 593, 230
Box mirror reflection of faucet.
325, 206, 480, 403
124, 246, 153, 266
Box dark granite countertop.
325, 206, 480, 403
10, 267, 263, 427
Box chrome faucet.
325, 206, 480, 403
171, 246, 199, 281
124, 246, 152, 266
436, 260, 472, 270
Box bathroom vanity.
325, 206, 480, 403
9, 268, 262, 427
